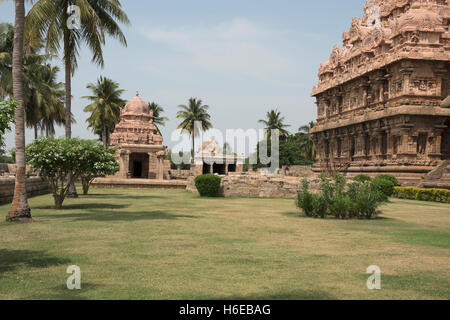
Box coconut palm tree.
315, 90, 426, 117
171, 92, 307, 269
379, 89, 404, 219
176, 98, 212, 163
83, 76, 125, 147
258, 109, 291, 139
148, 102, 168, 127
298, 121, 316, 161
0, 23, 67, 139
26, 0, 130, 139
7, 0, 32, 222
26, 0, 129, 197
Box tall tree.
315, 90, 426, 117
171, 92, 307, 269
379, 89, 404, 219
27, 0, 130, 197
83, 76, 125, 147
176, 98, 212, 163
258, 109, 291, 139
7, 0, 32, 222
298, 121, 316, 161
0, 23, 67, 140
26, 0, 130, 139
148, 102, 168, 127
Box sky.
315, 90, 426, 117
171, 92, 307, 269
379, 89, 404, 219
0, 0, 366, 155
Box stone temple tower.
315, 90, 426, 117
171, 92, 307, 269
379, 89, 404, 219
310, 0, 450, 187
109, 92, 168, 180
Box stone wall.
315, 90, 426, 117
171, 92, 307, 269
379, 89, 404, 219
169, 169, 191, 180
281, 165, 313, 178
187, 173, 320, 199
0, 177, 51, 205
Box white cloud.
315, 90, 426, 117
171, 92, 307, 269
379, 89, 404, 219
143, 19, 291, 79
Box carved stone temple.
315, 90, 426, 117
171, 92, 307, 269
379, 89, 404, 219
311, 0, 450, 186
109, 92, 169, 180
92, 93, 188, 190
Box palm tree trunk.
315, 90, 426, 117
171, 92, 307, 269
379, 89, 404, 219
64, 28, 78, 198
34, 125, 38, 140
7, 0, 32, 222
64, 30, 72, 139
102, 122, 107, 147
191, 130, 195, 164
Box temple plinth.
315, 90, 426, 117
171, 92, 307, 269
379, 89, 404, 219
311, 0, 450, 186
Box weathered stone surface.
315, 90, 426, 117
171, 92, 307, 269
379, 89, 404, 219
0, 177, 50, 204
187, 173, 320, 199
311, 0, 450, 188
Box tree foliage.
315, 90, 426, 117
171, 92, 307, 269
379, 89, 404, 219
258, 109, 290, 139
177, 98, 212, 162
26, 137, 119, 208
0, 98, 16, 153
83, 76, 125, 146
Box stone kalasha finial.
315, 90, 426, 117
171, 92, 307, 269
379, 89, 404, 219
136, 91, 139, 96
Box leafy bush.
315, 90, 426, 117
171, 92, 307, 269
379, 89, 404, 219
296, 179, 315, 217
393, 187, 450, 203
353, 174, 372, 183
194, 174, 221, 197
376, 174, 399, 186
296, 173, 386, 220
371, 176, 395, 200
26, 137, 119, 209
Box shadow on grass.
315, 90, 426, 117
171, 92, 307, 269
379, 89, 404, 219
34, 203, 130, 211
82, 194, 167, 200
38, 210, 201, 222
205, 289, 336, 300
0, 249, 71, 275
25, 283, 101, 300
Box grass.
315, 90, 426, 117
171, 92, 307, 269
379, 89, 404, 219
0, 188, 449, 300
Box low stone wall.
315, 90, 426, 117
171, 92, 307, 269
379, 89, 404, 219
169, 169, 191, 180
0, 177, 51, 205
187, 173, 320, 199
281, 165, 313, 178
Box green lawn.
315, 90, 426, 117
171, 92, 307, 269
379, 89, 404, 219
0, 188, 449, 300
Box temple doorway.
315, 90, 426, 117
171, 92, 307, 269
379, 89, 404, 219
129, 153, 149, 178
213, 163, 226, 175
203, 163, 211, 174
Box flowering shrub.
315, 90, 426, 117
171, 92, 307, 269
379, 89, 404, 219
26, 137, 119, 208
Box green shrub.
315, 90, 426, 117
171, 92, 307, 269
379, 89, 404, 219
371, 176, 395, 200
376, 174, 399, 186
296, 179, 315, 217
194, 174, 221, 197
393, 187, 450, 203
353, 174, 372, 183
297, 174, 386, 220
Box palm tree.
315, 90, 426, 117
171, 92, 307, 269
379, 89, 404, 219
24, 63, 66, 139
258, 109, 291, 139
83, 76, 125, 147
148, 102, 168, 127
0, 24, 67, 139
7, 0, 32, 222
176, 98, 212, 163
27, 0, 129, 197
26, 0, 130, 140
298, 121, 316, 161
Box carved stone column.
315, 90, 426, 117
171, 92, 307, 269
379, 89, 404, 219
147, 152, 153, 179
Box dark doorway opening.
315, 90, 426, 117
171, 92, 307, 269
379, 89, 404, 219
133, 161, 142, 178
203, 163, 211, 174
129, 153, 149, 178
213, 163, 226, 175
228, 164, 236, 172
